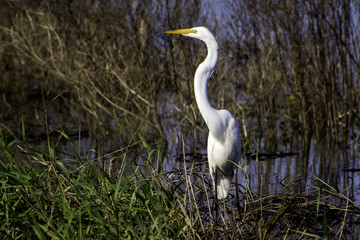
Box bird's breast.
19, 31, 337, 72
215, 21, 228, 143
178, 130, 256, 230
208, 129, 240, 173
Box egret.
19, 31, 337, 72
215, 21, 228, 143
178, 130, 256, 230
165, 27, 242, 199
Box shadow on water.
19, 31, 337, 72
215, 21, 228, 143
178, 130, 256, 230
170, 133, 360, 201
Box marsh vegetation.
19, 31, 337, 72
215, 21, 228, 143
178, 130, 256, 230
1, 0, 360, 238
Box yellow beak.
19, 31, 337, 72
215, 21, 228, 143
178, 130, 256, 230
164, 28, 197, 35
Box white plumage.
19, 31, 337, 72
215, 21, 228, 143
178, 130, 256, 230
165, 27, 242, 199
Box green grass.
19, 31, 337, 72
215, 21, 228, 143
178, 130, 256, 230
0, 127, 188, 239
1, 120, 360, 239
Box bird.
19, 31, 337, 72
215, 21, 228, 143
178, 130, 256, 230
165, 27, 242, 199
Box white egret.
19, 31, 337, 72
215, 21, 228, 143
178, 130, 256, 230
165, 27, 242, 199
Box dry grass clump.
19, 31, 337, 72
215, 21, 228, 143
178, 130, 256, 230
217, 0, 360, 155
1, 1, 161, 136
1, 0, 359, 157
0, 1, 201, 142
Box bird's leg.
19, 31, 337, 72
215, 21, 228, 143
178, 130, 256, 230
214, 168, 219, 224
235, 167, 242, 220
214, 168, 218, 200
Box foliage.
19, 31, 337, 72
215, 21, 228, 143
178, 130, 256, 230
0, 127, 187, 239
0, 0, 360, 239
0, 0, 359, 155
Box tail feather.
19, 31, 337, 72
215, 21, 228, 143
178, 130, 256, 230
215, 170, 233, 199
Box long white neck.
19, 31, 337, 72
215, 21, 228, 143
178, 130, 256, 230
194, 39, 224, 140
